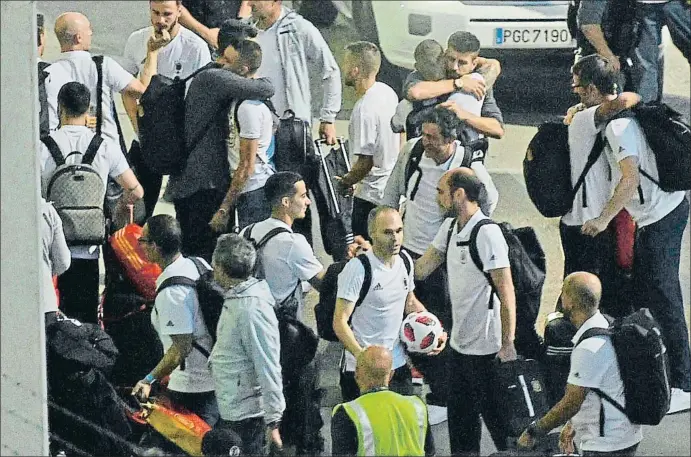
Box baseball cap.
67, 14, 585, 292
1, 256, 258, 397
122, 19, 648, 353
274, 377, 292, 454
217, 19, 258, 54
201, 427, 243, 456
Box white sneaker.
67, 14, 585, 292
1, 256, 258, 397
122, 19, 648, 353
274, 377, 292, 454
668, 388, 690, 414
427, 405, 448, 425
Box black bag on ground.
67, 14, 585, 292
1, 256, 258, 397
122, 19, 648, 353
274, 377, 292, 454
494, 358, 551, 438
48, 368, 134, 457
576, 308, 671, 426
274, 110, 320, 177
46, 316, 119, 379
156, 256, 225, 345
542, 311, 577, 407
315, 252, 412, 341
137, 63, 214, 175
625, 103, 691, 191
456, 220, 546, 359
524, 122, 605, 218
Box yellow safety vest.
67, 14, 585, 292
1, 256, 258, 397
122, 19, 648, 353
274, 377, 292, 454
334, 389, 428, 456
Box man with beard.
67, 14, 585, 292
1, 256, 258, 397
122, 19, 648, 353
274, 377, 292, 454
123, 0, 212, 219
405, 31, 505, 141
381, 107, 498, 425
334, 41, 400, 239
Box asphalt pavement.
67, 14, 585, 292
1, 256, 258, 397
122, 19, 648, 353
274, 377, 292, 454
38, 1, 690, 455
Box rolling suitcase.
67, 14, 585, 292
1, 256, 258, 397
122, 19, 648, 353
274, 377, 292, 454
313, 137, 354, 261
495, 358, 550, 438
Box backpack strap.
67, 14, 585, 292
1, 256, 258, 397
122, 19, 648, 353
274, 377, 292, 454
399, 250, 413, 276
459, 218, 499, 310
256, 227, 291, 250
572, 134, 605, 208
92, 55, 104, 137
445, 219, 457, 257
81, 135, 104, 165
354, 254, 372, 308
405, 139, 426, 201
42, 136, 66, 167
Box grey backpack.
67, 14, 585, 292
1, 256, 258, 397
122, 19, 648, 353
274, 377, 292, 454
42, 135, 107, 245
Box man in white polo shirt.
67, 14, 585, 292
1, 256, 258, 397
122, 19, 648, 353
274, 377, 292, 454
334, 206, 445, 402
335, 41, 400, 239
517, 272, 643, 456
416, 168, 516, 455
123, 0, 212, 219
574, 55, 690, 412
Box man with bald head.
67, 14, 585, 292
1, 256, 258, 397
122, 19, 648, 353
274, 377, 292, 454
44, 12, 146, 144
334, 206, 445, 403
331, 346, 435, 456
416, 168, 515, 454
517, 272, 642, 456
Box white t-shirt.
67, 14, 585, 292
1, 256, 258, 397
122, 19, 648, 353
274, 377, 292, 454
402, 138, 499, 255
562, 106, 613, 226
239, 218, 323, 321
227, 100, 275, 193
348, 82, 401, 205
256, 9, 289, 118
603, 117, 685, 227
432, 211, 510, 355
39, 126, 130, 260
44, 51, 134, 144
122, 25, 211, 79
569, 312, 643, 452
336, 250, 414, 371
152, 256, 215, 393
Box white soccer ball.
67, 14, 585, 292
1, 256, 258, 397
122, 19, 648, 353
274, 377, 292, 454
400, 311, 444, 354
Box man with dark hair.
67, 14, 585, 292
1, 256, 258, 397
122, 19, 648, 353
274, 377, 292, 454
573, 54, 690, 413
210, 233, 285, 455
210, 38, 276, 233
123, 0, 212, 219
415, 167, 516, 454
404, 30, 505, 140
153, 20, 274, 262
335, 40, 400, 239
39, 82, 144, 324
132, 214, 219, 426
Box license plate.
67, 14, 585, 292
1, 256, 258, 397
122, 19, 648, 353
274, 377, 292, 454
495, 27, 572, 46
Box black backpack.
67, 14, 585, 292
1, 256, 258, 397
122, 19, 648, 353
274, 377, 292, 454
315, 252, 412, 342
576, 308, 671, 426
542, 311, 578, 407
137, 63, 215, 175
449, 219, 545, 359
156, 257, 225, 356
567, 0, 639, 59
618, 103, 691, 192
38, 60, 51, 138
524, 122, 606, 218
274, 110, 320, 177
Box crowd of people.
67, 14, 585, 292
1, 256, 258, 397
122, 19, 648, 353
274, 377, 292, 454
36, 0, 690, 456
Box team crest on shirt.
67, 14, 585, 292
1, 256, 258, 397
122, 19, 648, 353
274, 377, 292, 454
459, 247, 468, 264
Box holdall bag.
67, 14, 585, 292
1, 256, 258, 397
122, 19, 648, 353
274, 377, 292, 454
542, 311, 577, 407
46, 314, 119, 379
108, 204, 162, 301
274, 109, 320, 177
494, 358, 551, 438
137, 396, 212, 457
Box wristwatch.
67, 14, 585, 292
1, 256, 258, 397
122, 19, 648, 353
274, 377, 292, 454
453, 77, 464, 90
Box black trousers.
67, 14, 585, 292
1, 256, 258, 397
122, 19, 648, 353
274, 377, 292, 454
448, 351, 507, 456
174, 188, 226, 263
351, 197, 377, 240
58, 258, 100, 324
216, 417, 265, 456
340, 364, 413, 402
128, 140, 163, 221
406, 249, 452, 407
558, 221, 625, 317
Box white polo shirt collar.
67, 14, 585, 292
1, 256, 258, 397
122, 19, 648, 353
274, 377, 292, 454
572, 311, 610, 345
